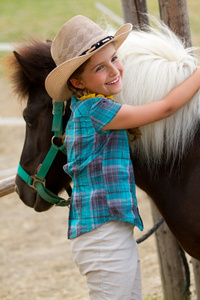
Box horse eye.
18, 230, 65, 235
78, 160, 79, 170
23, 115, 35, 127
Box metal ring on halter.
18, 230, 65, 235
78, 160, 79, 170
51, 135, 63, 146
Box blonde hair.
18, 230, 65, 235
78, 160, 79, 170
67, 60, 91, 98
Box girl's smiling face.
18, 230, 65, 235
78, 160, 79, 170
70, 43, 124, 96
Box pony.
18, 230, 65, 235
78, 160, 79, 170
4, 40, 72, 212
3, 22, 200, 260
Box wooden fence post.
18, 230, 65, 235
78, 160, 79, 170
120, 0, 149, 28
151, 202, 191, 300
120, 1, 199, 299
191, 258, 200, 299
158, 0, 192, 47
158, 0, 200, 297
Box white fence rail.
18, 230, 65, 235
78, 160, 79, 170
0, 43, 13, 52
0, 117, 25, 126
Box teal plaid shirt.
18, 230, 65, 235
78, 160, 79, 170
64, 95, 143, 239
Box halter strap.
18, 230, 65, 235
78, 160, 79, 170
17, 101, 71, 207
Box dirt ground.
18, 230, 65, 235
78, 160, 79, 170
0, 78, 197, 300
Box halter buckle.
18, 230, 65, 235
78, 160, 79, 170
30, 175, 46, 190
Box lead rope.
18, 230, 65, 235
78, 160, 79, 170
136, 217, 191, 296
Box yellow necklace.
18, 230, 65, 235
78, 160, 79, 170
77, 93, 114, 101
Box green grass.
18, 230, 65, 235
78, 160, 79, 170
0, 0, 121, 43
144, 297, 163, 300
0, 0, 200, 46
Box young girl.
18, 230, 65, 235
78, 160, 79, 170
45, 15, 200, 300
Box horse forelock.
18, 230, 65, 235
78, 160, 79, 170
3, 40, 54, 101
116, 22, 200, 167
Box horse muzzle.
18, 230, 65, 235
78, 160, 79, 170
15, 174, 53, 212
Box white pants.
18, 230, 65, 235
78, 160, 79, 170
70, 221, 142, 300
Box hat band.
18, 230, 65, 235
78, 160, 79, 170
80, 36, 114, 56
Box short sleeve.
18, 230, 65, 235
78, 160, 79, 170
89, 98, 122, 133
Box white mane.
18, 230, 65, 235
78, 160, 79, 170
115, 21, 200, 167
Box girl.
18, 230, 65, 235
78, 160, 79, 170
45, 15, 200, 300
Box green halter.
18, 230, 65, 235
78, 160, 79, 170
17, 101, 71, 207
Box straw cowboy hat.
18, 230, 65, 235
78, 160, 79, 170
45, 15, 132, 102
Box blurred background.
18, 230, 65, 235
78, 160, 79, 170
0, 1, 199, 300
0, 0, 200, 45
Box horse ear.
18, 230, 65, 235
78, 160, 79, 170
13, 51, 48, 84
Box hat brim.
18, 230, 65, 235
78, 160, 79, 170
45, 23, 132, 102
